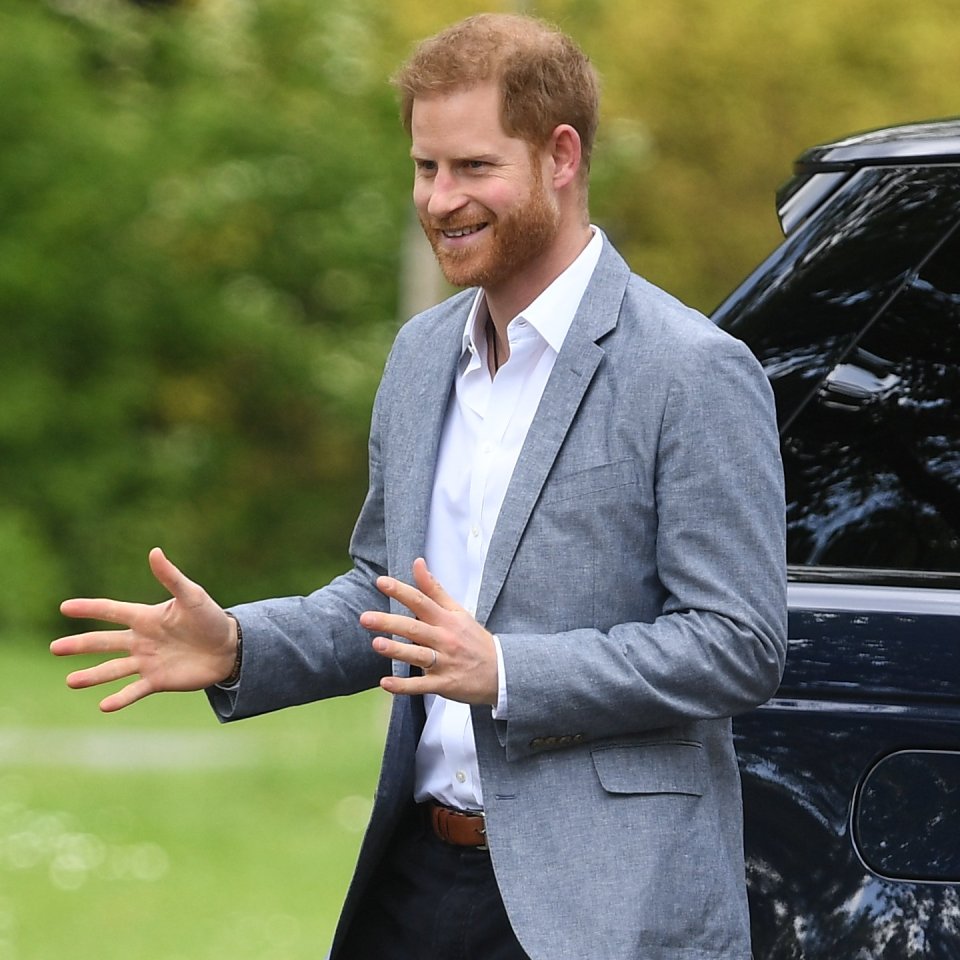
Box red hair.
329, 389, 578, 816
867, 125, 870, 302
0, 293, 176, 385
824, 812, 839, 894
392, 14, 600, 179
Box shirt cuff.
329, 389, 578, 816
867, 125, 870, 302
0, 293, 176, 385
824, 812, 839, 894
491, 634, 508, 719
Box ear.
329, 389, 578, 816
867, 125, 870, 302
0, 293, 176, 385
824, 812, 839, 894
547, 124, 583, 190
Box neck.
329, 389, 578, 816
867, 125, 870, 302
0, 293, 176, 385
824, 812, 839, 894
483, 221, 592, 335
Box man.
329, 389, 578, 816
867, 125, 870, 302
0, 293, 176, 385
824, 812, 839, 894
53, 13, 787, 960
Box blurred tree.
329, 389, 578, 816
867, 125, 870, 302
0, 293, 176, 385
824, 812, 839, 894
2, 0, 959, 641
0, 0, 411, 635
558, 0, 960, 309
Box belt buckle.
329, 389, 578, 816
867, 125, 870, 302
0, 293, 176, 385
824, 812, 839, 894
476, 811, 488, 851
451, 806, 488, 849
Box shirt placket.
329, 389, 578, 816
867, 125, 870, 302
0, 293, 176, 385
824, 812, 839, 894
464, 329, 538, 615
438, 350, 488, 808
443, 325, 544, 809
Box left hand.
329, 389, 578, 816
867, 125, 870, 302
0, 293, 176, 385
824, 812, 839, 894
361, 558, 498, 706
51, 548, 238, 713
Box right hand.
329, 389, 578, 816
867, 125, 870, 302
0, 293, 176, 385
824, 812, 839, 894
51, 547, 238, 713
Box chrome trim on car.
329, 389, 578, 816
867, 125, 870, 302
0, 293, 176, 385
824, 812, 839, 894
788, 579, 960, 616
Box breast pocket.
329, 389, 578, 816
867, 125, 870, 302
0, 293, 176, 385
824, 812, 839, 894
538, 457, 638, 506
591, 740, 705, 797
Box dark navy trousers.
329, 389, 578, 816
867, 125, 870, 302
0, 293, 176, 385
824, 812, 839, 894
338, 805, 531, 960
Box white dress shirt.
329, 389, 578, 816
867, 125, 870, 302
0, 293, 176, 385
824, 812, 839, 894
414, 228, 604, 810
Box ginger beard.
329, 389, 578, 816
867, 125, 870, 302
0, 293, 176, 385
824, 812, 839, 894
419, 157, 561, 290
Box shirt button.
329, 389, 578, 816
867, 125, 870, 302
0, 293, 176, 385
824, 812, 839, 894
471, 526, 480, 538
456, 770, 467, 783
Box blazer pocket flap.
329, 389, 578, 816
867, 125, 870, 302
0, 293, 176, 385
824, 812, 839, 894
539, 458, 637, 505
591, 741, 704, 797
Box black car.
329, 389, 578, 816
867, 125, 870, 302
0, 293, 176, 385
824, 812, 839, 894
714, 117, 960, 958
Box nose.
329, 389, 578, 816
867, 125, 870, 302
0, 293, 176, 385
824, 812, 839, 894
424, 169, 468, 220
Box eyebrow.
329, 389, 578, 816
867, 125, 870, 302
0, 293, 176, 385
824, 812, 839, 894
410, 151, 502, 164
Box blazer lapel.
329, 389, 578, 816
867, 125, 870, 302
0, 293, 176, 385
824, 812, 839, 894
475, 240, 632, 626
386, 293, 472, 661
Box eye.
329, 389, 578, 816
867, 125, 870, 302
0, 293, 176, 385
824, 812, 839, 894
414, 158, 437, 176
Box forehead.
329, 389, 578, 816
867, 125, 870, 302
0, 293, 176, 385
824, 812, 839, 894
410, 83, 521, 156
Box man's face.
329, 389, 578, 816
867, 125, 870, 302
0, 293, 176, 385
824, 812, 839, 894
410, 83, 560, 291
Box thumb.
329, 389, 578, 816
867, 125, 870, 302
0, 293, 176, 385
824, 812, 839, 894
412, 557, 461, 612
148, 547, 202, 602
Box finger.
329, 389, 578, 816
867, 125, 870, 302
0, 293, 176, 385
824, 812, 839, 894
66, 656, 138, 690
59, 598, 143, 628
371, 636, 436, 671
99, 678, 154, 714
374, 576, 446, 625
379, 673, 435, 697
361, 610, 434, 645
51, 629, 134, 657
412, 557, 461, 612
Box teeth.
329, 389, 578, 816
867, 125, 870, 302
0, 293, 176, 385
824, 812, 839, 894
443, 225, 484, 238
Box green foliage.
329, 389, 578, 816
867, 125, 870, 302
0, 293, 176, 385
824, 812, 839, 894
0, 0, 411, 632
568, 0, 960, 309
3, 0, 960, 639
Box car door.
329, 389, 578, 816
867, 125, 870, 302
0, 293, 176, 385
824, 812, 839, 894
717, 163, 960, 958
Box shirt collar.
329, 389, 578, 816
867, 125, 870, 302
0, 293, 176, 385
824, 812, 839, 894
460, 227, 604, 358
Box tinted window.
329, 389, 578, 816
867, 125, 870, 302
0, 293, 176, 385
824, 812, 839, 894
720, 165, 960, 573
782, 178, 960, 572
719, 168, 958, 428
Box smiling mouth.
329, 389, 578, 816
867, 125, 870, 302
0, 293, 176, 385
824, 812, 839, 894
441, 223, 487, 239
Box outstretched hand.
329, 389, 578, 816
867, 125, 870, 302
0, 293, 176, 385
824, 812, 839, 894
361, 558, 499, 706
51, 547, 238, 713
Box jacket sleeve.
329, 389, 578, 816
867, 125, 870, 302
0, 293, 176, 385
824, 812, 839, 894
494, 334, 788, 760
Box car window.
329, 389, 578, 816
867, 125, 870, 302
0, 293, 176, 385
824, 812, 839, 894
779, 170, 960, 572
718, 167, 958, 429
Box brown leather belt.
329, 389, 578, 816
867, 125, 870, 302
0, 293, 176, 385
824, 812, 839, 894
426, 802, 487, 849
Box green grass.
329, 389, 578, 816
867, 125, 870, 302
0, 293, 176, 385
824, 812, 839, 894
1, 642, 387, 959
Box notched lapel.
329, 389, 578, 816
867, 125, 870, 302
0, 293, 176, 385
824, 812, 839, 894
474, 241, 632, 626
387, 296, 470, 597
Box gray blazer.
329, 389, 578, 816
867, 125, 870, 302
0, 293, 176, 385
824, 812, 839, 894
210, 238, 788, 960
